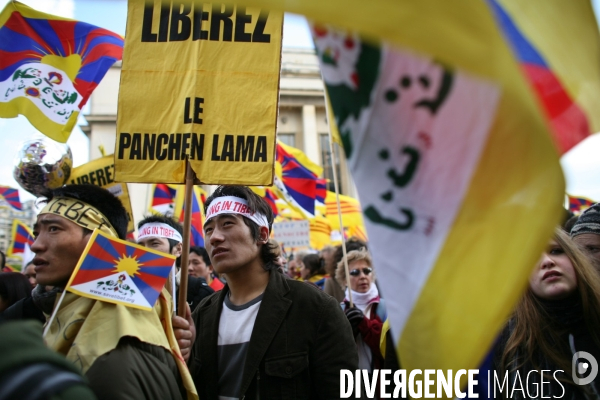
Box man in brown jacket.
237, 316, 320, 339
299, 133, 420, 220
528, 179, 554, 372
189, 185, 358, 399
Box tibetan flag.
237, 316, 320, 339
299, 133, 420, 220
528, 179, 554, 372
250, 186, 281, 218
303, 0, 563, 384
66, 229, 175, 311
7, 219, 33, 257
0, 186, 21, 210
273, 142, 323, 217
315, 179, 327, 205
274, 199, 305, 222
490, 0, 599, 154
568, 195, 596, 216
149, 184, 178, 216
179, 187, 205, 247
264, 188, 279, 218
0, 2, 123, 143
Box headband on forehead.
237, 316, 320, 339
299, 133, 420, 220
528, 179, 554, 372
39, 197, 119, 237
204, 196, 269, 231
138, 222, 183, 243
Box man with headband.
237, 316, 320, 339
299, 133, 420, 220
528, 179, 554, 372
26, 185, 196, 400
137, 214, 214, 311
188, 185, 357, 399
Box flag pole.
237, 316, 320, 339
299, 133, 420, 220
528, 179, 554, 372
178, 160, 194, 317
43, 289, 68, 337
325, 101, 353, 308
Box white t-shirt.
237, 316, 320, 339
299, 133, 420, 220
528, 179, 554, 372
217, 293, 263, 400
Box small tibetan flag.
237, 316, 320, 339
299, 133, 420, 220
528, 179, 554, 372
568, 194, 596, 215
0, 1, 123, 142
179, 187, 205, 247
149, 183, 177, 215
7, 219, 33, 257
0, 186, 22, 210
65, 230, 175, 311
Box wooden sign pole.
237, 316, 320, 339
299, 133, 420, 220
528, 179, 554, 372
178, 160, 195, 317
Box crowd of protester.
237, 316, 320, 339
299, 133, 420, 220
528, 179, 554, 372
1, 183, 600, 399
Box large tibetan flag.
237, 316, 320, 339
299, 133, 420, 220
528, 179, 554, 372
149, 184, 178, 216
276, 0, 564, 384
0, 186, 21, 210
7, 219, 33, 257
0, 2, 123, 142
66, 229, 175, 311
272, 142, 323, 217
315, 179, 327, 205
568, 194, 596, 216
264, 188, 279, 218
491, 0, 600, 154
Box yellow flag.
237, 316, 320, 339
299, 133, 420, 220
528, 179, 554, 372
499, 0, 600, 135
115, 1, 283, 185
228, 0, 565, 386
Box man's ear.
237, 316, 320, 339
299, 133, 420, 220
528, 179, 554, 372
258, 226, 269, 244
172, 242, 183, 258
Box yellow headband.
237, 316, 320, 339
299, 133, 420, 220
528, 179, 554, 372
39, 197, 119, 238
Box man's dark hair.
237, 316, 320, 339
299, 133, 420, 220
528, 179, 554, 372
204, 185, 277, 270
137, 214, 183, 252
0, 250, 5, 269
44, 185, 128, 239
190, 246, 211, 266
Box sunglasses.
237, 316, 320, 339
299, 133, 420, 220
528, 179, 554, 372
349, 267, 373, 277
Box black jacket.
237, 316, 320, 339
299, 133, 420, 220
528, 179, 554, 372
177, 276, 214, 312
190, 270, 359, 399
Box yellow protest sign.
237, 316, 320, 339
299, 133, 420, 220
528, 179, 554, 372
115, 1, 283, 185
69, 155, 135, 233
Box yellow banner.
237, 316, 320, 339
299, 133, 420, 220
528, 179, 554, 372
69, 155, 135, 233
115, 0, 283, 185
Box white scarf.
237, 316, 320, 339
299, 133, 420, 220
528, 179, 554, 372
345, 283, 379, 313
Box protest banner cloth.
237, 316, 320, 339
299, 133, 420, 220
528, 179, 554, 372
114, 0, 283, 185
0, 1, 123, 142
69, 155, 135, 233
63, 229, 175, 311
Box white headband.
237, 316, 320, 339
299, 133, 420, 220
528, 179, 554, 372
138, 222, 183, 243
204, 196, 269, 231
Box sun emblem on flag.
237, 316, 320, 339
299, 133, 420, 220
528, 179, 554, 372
69, 231, 175, 309
114, 255, 141, 277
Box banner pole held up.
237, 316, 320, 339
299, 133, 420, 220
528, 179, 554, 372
178, 160, 194, 317
325, 107, 353, 308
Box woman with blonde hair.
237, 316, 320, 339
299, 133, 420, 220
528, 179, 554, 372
337, 248, 385, 378
494, 228, 600, 399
